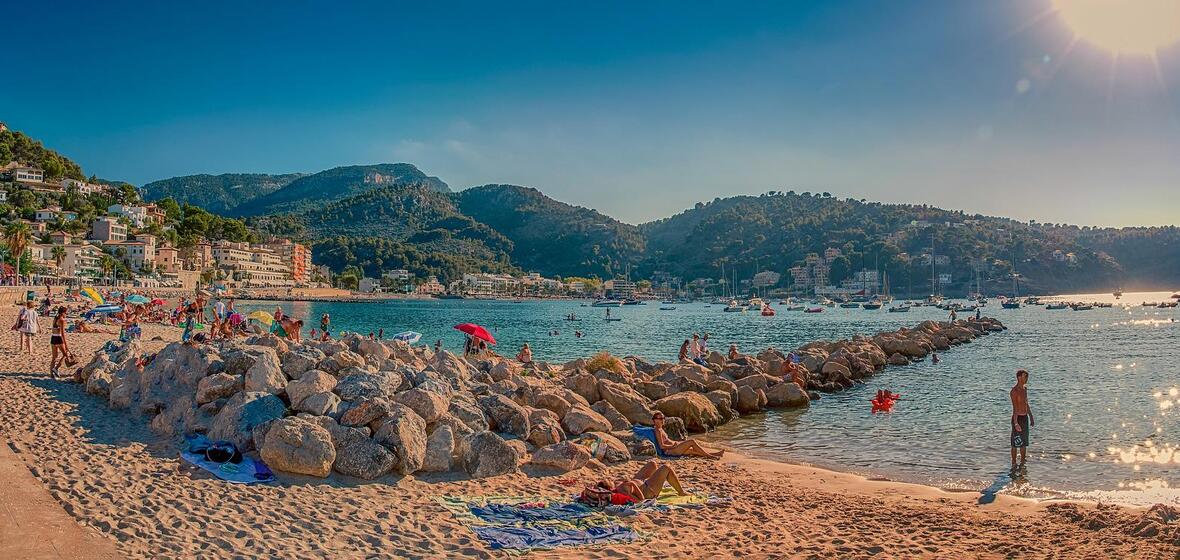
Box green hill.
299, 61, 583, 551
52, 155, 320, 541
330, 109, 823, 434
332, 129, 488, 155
0, 128, 85, 180
141, 172, 303, 214
454, 184, 645, 278
231, 163, 449, 217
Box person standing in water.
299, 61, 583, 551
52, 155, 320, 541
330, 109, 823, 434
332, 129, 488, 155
1010, 369, 1034, 468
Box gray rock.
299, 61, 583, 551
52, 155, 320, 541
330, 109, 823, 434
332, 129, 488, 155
653, 392, 723, 432
422, 424, 455, 473
243, 347, 286, 396
339, 397, 393, 427
281, 347, 327, 379
394, 388, 448, 423
372, 404, 427, 474
561, 405, 612, 435
764, 382, 810, 409
208, 391, 288, 452
533, 392, 572, 419
448, 399, 490, 433
530, 441, 590, 472
331, 425, 396, 480
590, 400, 632, 431
319, 350, 367, 375
462, 431, 520, 479
596, 379, 655, 425
286, 370, 337, 408
259, 417, 335, 477
196, 373, 243, 405
477, 394, 530, 437
294, 391, 341, 416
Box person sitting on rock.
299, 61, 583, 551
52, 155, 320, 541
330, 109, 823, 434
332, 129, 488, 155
609, 460, 688, 502
728, 343, 741, 361
516, 342, 533, 365
678, 339, 690, 362
651, 411, 724, 459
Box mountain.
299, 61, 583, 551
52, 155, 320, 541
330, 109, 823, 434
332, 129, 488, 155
637, 191, 1143, 296
250, 183, 516, 282
230, 163, 449, 217
454, 184, 646, 278
141, 173, 304, 214
0, 128, 84, 180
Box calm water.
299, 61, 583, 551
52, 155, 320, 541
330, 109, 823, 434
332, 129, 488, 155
240, 292, 1180, 505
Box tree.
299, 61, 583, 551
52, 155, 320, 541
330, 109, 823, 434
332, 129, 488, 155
99, 254, 117, 284
50, 245, 66, 269
4, 221, 31, 269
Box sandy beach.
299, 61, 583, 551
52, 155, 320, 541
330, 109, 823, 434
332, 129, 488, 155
0, 303, 1177, 559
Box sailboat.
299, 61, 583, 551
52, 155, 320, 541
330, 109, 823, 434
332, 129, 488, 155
1002, 244, 1021, 308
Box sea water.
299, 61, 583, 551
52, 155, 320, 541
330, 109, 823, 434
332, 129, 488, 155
239, 292, 1180, 505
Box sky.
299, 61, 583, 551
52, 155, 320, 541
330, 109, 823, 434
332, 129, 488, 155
2, 0, 1179, 226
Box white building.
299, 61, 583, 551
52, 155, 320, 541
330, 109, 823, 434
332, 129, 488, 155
13, 166, 44, 184
107, 204, 150, 228
91, 217, 128, 242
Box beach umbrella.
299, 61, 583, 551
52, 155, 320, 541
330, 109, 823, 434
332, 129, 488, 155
110, 291, 122, 298
393, 331, 422, 344
150, 298, 165, 306
454, 323, 496, 345
126, 294, 150, 305
247, 311, 274, 326
92, 304, 122, 314
80, 287, 104, 304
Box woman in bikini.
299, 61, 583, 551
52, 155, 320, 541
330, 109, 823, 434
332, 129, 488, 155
589, 461, 687, 504
652, 411, 724, 459
50, 307, 70, 378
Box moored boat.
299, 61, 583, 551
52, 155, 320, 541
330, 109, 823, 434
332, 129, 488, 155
723, 300, 748, 312
591, 299, 624, 307
862, 302, 882, 310
804, 307, 824, 313
1046, 302, 1068, 310
888, 305, 910, 312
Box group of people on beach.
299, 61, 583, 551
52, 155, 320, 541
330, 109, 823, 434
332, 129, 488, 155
677, 333, 711, 364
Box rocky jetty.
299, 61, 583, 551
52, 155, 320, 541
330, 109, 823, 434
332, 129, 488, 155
75, 318, 1003, 480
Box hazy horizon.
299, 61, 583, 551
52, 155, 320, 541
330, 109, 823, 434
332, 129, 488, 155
3, 0, 1179, 227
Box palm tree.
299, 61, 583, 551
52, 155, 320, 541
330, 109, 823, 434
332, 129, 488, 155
100, 254, 116, 285
4, 222, 31, 281
51, 245, 66, 270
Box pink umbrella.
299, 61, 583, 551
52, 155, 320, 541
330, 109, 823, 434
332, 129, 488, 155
454, 323, 496, 345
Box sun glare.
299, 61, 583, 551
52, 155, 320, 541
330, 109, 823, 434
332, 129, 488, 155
1052, 0, 1180, 55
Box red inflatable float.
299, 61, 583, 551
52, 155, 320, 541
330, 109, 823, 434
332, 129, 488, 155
871, 390, 901, 413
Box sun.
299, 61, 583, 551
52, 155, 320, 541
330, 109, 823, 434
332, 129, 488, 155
1052, 0, 1180, 55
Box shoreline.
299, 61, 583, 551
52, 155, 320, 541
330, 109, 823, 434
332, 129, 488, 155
1, 305, 1177, 557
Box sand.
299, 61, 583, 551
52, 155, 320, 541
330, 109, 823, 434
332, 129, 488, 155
0, 303, 1177, 559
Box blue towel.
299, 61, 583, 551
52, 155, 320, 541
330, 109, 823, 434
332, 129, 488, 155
180, 434, 275, 484
471, 524, 637, 550
631, 426, 668, 458
469, 502, 596, 525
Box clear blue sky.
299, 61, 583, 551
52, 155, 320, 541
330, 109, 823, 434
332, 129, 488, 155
2, 0, 1178, 226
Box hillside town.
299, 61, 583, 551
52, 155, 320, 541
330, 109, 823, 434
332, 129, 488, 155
1, 157, 312, 290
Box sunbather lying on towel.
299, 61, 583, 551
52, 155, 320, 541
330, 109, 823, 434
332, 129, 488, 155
585, 460, 687, 505
652, 411, 724, 459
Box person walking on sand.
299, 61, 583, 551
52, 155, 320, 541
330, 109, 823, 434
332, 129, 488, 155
1010, 369, 1034, 468
50, 306, 70, 378
14, 299, 39, 354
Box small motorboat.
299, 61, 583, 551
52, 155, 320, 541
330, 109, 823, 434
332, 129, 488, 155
1142, 302, 1157, 307
1158, 301, 1178, 309
804, 307, 824, 313
760, 305, 776, 316
887, 305, 910, 313
1070, 303, 1093, 311
592, 299, 623, 307
1045, 303, 1068, 310
786, 304, 806, 311
723, 300, 748, 312
839, 302, 861, 309
1002, 300, 1021, 309
861, 302, 882, 310
659, 306, 677, 311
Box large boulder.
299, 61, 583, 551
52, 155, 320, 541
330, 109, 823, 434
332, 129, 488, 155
477, 394, 530, 437
281, 347, 327, 379
764, 382, 810, 408
561, 405, 612, 435
422, 424, 456, 472
596, 380, 655, 425
372, 404, 427, 474
527, 412, 565, 447
354, 338, 391, 361
529, 441, 591, 472
734, 374, 780, 393
590, 400, 632, 431
319, 350, 367, 375
654, 392, 723, 432
208, 392, 287, 451
138, 343, 221, 412
258, 417, 335, 477
461, 432, 520, 479
339, 397, 393, 427
448, 399, 490, 433
533, 392, 572, 419
286, 370, 337, 408
578, 432, 631, 464
394, 388, 448, 423
735, 385, 767, 414
563, 371, 600, 404
429, 351, 474, 389
334, 371, 399, 402
635, 381, 671, 401
295, 391, 341, 416
243, 347, 286, 396
196, 373, 242, 405
705, 390, 735, 423
329, 424, 396, 480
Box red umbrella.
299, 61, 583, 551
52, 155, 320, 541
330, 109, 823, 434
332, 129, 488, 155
150, 298, 166, 306
454, 323, 496, 345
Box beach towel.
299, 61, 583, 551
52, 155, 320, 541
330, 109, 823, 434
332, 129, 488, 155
631, 426, 669, 458
438, 495, 638, 551
471, 523, 637, 551
180, 435, 275, 484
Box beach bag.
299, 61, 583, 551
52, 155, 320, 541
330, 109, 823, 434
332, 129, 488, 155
204, 441, 243, 465
580, 485, 614, 507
